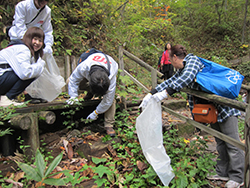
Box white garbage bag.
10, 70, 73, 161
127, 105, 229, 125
136, 98, 175, 186
26, 53, 65, 102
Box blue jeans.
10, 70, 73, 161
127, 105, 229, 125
0, 71, 34, 99
211, 116, 245, 183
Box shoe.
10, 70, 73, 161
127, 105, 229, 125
225, 180, 244, 188
207, 174, 229, 181
0, 96, 24, 107
24, 94, 47, 104
105, 127, 116, 137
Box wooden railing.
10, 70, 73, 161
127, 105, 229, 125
118, 46, 250, 188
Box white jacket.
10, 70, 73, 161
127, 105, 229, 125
68, 53, 118, 114
0, 44, 45, 80
9, 0, 53, 48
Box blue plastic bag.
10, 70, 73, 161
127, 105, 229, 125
196, 57, 244, 99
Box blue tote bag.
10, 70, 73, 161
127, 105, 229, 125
196, 57, 244, 99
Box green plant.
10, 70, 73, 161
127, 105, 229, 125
16, 149, 65, 187
238, 118, 245, 140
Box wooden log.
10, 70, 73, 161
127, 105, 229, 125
9, 114, 32, 130
162, 104, 245, 151
38, 111, 56, 124
244, 103, 250, 188
182, 88, 247, 111
22, 113, 39, 159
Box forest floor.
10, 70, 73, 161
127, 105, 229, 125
0, 96, 246, 188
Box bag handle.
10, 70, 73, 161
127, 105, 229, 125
26, 6, 45, 25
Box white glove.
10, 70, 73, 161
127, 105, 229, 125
66, 97, 78, 105
43, 45, 53, 54
87, 110, 98, 120
153, 90, 168, 102
139, 93, 152, 109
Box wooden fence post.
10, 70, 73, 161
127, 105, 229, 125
151, 69, 157, 89
22, 113, 40, 159
119, 46, 125, 76
244, 103, 250, 188
65, 55, 71, 91
119, 46, 127, 109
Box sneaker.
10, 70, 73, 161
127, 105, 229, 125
0, 96, 24, 107
225, 180, 244, 188
105, 127, 116, 137
24, 94, 47, 104
207, 174, 229, 181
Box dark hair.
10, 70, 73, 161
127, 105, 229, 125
22, 27, 45, 61
38, 0, 49, 2
165, 43, 172, 51
169, 44, 187, 59
89, 69, 110, 96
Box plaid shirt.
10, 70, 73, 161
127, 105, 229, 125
155, 53, 241, 123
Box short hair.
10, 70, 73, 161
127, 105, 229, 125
89, 69, 110, 96
169, 44, 187, 59
22, 27, 45, 61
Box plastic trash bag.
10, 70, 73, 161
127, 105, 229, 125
136, 98, 175, 186
26, 53, 65, 102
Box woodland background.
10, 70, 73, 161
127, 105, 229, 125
0, 0, 250, 82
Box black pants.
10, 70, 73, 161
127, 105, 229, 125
0, 71, 34, 99
161, 64, 174, 80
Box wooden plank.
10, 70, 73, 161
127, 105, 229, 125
162, 104, 245, 151
244, 103, 250, 188
15, 99, 101, 113
241, 84, 250, 91
123, 49, 163, 78
124, 70, 149, 92
182, 88, 247, 111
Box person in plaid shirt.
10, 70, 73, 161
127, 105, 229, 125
139, 44, 244, 188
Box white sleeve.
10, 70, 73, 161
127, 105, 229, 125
42, 9, 54, 48
3, 47, 45, 80
11, 3, 27, 39
68, 63, 88, 98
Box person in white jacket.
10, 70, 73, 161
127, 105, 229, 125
0, 27, 46, 107
8, 0, 53, 55
67, 51, 118, 136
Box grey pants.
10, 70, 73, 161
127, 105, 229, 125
211, 116, 245, 183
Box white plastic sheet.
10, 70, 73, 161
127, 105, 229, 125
136, 98, 175, 186
26, 53, 65, 102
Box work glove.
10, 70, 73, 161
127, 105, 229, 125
139, 93, 152, 109
66, 97, 78, 105
43, 45, 53, 54
152, 90, 168, 102
87, 110, 98, 120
